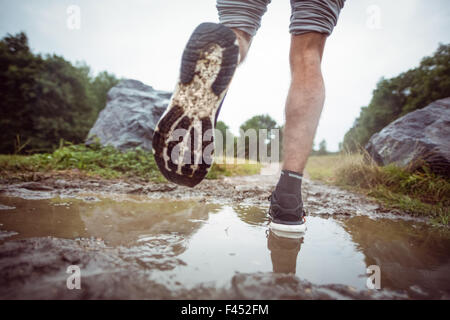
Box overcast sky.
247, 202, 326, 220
1, 0, 449, 151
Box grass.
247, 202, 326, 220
206, 157, 261, 179
305, 153, 450, 226
0, 143, 261, 183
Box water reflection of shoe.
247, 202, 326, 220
152, 22, 239, 187
268, 191, 306, 238
267, 230, 303, 274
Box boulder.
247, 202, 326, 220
86, 79, 171, 151
365, 98, 450, 176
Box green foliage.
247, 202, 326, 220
91, 71, 119, 114
305, 154, 450, 225
240, 114, 278, 133
0, 32, 119, 154
214, 120, 232, 155
343, 43, 450, 151
0, 143, 261, 182
0, 143, 165, 181
215, 121, 229, 138
238, 114, 281, 161
310, 140, 334, 156
335, 161, 450, 208
206, 161, 261, 179
311, 139, 329, 156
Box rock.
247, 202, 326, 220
86, 79, 171, 151
0, 237, 174, 299
20, 182, 54, 191
365, 98, 450, 176
229, 272, 405, 299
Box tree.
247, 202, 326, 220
215, 120, 229, 139
214, 120, 232, 155
91, 71, 119, 114
342, 43, 450, 152
0, 32, 43, 153
0, 32, 118, 154
239, 114, 281, 161
317, 139, 327, 155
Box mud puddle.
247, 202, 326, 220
0, 195, 449, 299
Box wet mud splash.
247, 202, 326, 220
0, 195, 449, 299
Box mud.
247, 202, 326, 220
0, 166, 413, 220
0, 167, 449, 299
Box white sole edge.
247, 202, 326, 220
269, 222, 307, 239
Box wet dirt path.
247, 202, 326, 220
0, 165, 449, 299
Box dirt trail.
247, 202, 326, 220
0, 163, 415, 221
1, 165, 446, 300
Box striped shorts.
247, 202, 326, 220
217, 0, 345, 37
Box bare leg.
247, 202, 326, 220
230, 28, 252, 64
283, 33, 327, 174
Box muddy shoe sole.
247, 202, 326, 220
152, 23, 239, 187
